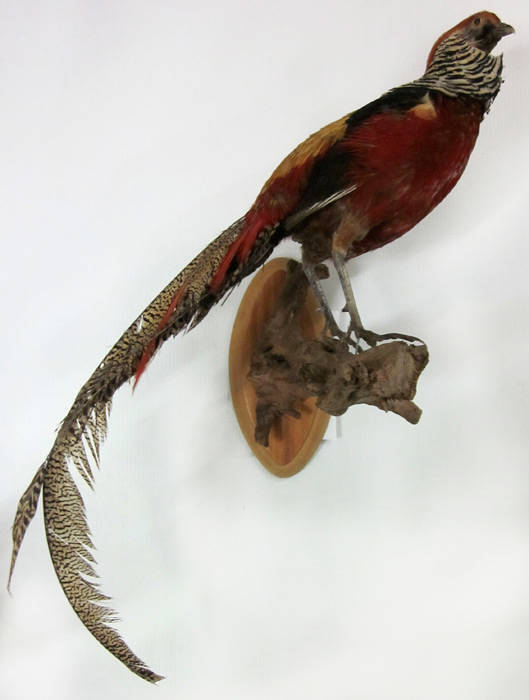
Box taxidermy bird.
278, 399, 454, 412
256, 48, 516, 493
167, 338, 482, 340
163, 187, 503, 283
9, 11, 513, 683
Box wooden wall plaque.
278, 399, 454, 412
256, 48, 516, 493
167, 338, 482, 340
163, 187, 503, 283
229, 258, 330, 478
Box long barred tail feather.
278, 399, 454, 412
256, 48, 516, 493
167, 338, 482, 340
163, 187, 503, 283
8, 465, 45, 592
8, 214, 284, 681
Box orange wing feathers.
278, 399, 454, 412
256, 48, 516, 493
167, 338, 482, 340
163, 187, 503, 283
210, 114, 351, 290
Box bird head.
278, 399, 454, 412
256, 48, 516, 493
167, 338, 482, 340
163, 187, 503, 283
427, 11, 514, 68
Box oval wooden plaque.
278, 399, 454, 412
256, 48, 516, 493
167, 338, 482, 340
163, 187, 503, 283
229, 258, 330, 478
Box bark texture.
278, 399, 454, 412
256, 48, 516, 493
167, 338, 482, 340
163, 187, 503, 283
248, 260, 428, 446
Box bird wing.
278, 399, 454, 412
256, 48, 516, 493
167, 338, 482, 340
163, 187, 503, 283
280, 85, 432, 228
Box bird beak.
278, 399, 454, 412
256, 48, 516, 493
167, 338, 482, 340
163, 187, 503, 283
495, 22, 515, 40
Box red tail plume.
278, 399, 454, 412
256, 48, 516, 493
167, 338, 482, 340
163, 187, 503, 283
209, 215, 267, 292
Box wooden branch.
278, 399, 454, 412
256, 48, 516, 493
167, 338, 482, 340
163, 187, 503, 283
248, 260, 429, 447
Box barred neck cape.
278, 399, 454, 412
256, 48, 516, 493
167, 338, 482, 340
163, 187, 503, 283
408, 33, 504, 111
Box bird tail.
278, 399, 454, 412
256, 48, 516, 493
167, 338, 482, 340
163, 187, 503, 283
132, 214, 283, 386
8, 214, 283, 682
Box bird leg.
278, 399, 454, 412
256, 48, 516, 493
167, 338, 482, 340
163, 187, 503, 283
331, 248, 365, 339
331, 246, 383, 348
302, 249, 424, 351
328, 216, 381, 348
331, 248, 425, 349
301, 254, 341, 337
301, 252, 359, 349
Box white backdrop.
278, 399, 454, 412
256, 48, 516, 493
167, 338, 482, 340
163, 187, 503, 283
1, 2, 528, 698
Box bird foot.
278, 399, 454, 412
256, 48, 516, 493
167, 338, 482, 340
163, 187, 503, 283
355, 327, 426, 349
324, 319, 362, 352
325, 319, 424, 354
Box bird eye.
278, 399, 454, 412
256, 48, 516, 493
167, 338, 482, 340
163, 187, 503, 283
473, 17, 481, 26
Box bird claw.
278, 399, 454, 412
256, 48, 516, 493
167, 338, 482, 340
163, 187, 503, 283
357, 328, 426, 348
356, 328, 380, 348
324, 318, 424, 354
337, 320, 425, 351
324, 319, 362, 351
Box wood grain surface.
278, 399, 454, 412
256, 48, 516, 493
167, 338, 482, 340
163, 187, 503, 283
229, 258, 330, 477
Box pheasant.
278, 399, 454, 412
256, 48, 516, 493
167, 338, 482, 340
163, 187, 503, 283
9, 11, 513, 682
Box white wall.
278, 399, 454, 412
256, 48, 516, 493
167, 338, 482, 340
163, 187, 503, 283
1, 2, 528, 698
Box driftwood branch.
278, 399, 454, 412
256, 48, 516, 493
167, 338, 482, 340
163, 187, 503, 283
248, 260, 429, 446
